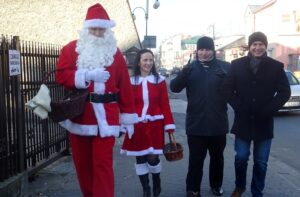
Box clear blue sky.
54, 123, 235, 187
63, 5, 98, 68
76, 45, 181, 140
129, 0, 269, 44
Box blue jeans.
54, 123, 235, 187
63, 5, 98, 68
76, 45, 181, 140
234, 137, 272, 197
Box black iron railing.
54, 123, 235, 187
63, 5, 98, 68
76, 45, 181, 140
0, 35, 69, 182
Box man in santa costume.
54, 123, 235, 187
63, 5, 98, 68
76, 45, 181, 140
55, 3, 137, 197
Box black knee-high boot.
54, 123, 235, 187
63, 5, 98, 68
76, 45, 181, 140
152, 173, 161, 197
139, 174, 151, 197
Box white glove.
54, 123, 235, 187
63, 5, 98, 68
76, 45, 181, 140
121, 124, 134, 139
85, 68, 110, 83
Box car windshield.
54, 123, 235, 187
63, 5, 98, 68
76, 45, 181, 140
159, 68, 167, 72
286, 71, 300, 85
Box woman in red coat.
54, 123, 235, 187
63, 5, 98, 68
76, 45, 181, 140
121, 49, 175, 197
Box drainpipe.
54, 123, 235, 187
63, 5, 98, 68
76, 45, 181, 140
253, 14, 256, 32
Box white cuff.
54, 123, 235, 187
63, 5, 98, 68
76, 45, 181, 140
120, 113, 138, 125
75, 69, 89, 89
148, 162, 162, 174
164, 124, 176, 131
135, 163, 149, 175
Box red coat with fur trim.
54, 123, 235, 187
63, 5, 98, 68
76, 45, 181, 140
121, 75, 175, 155
56, 40, 137, 138
131, 75, 175, 129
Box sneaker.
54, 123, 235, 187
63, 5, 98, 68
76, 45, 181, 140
231, 187, 245, 197
211, 187, 224, 196
187, 190, 201, 197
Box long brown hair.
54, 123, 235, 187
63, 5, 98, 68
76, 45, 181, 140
132, 49, 159, 84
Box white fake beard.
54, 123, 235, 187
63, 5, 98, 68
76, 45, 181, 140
76, 28, 117, 70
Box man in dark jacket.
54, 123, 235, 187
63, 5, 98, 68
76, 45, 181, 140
170, 36, 230, 197
222, 32, 291, 197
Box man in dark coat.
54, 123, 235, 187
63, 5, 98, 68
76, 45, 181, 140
222, 32, 291, 197
170, 36, 230, 197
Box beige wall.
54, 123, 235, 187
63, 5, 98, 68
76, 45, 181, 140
0, 0, 141, 51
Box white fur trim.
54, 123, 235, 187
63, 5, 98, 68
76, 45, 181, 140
164, 124, 176, 131
91, 82, 120, 137
125, 124, 134, 139
92, 102, 120, 138
59, 120, 98, 136
138, 114, 164, 122
120, 125, 126, 133
148, 161, 162, 173
120, 147, 163, 156
135, 163, 149, 175
158, 75, 166, 81
141, 79, 149, 121
130, 75, 166, 123
130, 75, 165, 85
84, 19, 116, 28
120, 113, 138, 124
75, 69, 89, 89
94, 81, 105, 94
58, 105, 121, 137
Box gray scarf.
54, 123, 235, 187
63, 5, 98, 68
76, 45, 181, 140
248, 52, 267, 74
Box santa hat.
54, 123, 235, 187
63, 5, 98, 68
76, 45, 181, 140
84, 3, 116, 29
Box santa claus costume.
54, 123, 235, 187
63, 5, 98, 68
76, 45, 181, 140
55, 3, 137, 197
121, 52, 175, 196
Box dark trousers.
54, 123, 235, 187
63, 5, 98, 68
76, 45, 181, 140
186, 135, 226, 192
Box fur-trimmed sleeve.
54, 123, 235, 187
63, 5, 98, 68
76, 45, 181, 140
115, 49, 138, 124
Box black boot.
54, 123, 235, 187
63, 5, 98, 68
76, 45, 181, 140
152, 173, 161, 197
139, 174, 151, 197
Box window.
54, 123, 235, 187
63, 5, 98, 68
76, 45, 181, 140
282, 14, 290, 23
286, 71, 299, 85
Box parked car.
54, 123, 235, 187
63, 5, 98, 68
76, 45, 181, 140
171, 67, 181, 75
280, 71, 300, 111
158, 67, 170, 77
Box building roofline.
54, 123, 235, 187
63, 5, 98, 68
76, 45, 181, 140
254, 0, 277, 14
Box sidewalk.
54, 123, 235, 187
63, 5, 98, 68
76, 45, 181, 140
27, 99, 300, 197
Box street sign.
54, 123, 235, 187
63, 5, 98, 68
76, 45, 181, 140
143, 35, 156, 48
9, 50, 21, 76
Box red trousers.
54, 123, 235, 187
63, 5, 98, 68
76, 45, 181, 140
69, 133, 115, 197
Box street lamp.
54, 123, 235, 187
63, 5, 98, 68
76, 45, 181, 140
132, 0, 160, 36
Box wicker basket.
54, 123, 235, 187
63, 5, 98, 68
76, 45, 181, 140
48, 89, 88, 122
163, 133, 183, 162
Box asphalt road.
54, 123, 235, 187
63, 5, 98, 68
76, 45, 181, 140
26, 75, 300, 197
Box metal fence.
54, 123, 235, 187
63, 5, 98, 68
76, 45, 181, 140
0, 35, 69, 182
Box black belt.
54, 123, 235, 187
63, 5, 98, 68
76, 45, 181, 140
86, 93, 119, 103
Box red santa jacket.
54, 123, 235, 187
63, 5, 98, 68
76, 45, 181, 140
55, 40, 137, 137
131, 75, 175, 131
